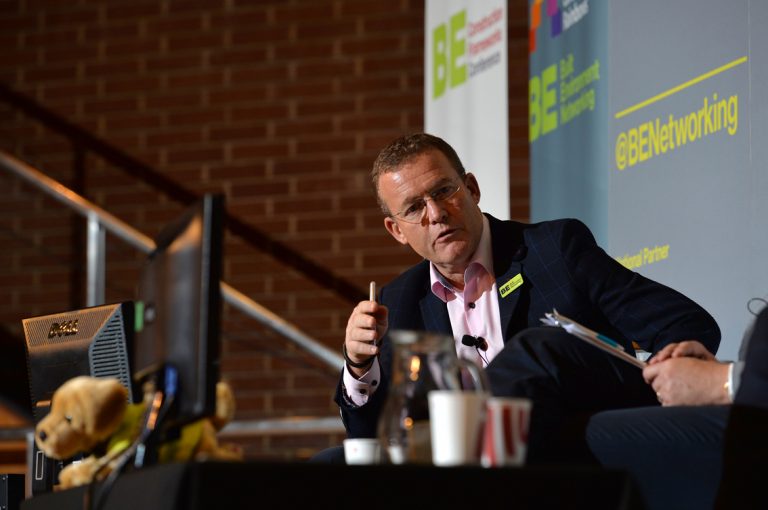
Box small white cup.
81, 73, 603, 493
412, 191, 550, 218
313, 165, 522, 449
428, 390, 488, 466
343, 438, 381, 465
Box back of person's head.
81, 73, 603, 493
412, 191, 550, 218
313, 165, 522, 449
371, 133, 466, 213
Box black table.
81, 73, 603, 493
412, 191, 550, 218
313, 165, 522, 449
21, 461, 646, 510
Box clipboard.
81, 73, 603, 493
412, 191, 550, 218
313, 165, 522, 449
540, 309, 647, 369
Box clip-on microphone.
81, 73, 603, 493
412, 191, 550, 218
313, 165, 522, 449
461, 334, 488, 365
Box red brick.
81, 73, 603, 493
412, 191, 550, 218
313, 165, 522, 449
103, 76, 162, 95
168, 109, 226, 126
231, 141, 290, 160
274, 118, 334, 137
231, 103, 289, 122
45, 6, 99, 25
209, 125, 268, 142
104, 1, 161, 19
295, 176, 352, 194
336, 194, 377, 212
0, 48, 42, 68
229, 180, 290, 199
364, 14, 423, 34
228, 64, 291, 84
42, 82, 99, 100
295, 98, 355, 117
272, 41, 334, 61
294, 216, 354, 234
145, 54, 203, 72
295, 19, 356, 41
274, 2, 334, 23
84, 23, 140, 40
84, 59, 141, 78
145, 91, 201, 109
209, 48, 269, 67
146, 130, 203, 147
338, 74, 401, 94
362, 53, 422, 75
272, 80, 334, 100
296, 136, 355, 155
207, 85, 270, 106
209, 162, 268, 180
273, 196, 333, 215
209, 10, 268, 29
145, 15, 204, 34
339, 34, 401, 55
230, 25, 292, 46
166, 146, 222, 164
272, 157, 333, 176
167, 33, 223, 52
24, 64, 77, 82
295, 60, 356, 80
361, 93, 421, 112
104, 39, 162, 57
339, 0, 402, 16
0, 13, 37, 31
167, 71, 226, 89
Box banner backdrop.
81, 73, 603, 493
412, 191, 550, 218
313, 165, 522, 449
425, 0, 509, 220
529, 0, 768, 359
528, 0, 608, 244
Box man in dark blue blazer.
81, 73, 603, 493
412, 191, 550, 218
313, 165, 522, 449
584, 303, 768, 510
716, 304, 768, 508
334, 133, 720, 464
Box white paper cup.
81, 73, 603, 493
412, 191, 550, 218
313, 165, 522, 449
428, 390, 488, 466
481, 397, 532, 467
343, 438, 381, 465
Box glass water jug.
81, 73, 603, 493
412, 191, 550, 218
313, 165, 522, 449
377, 329, 488, 464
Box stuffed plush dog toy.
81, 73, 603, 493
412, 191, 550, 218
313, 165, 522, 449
35, 376, 242, 489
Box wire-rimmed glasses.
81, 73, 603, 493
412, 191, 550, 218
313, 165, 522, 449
390, 181, 462, 224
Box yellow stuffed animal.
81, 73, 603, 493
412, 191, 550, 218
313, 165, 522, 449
35, 376, 242, 489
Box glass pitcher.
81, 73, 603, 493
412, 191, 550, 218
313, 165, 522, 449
377, 329, 488, 464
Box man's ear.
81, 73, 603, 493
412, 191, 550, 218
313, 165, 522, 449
464, 173, 482, 204
384, 216, 409, 245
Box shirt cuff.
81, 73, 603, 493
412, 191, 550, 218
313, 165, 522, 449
342, 358, 382, 407
729, 360, 745, 402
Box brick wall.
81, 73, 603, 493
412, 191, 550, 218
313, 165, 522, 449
0, 0, 529, 460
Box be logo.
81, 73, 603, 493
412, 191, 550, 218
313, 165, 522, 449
529, 0, 562, 141
432, 10, 467, 99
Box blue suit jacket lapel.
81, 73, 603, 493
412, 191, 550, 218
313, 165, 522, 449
488, 215, 527, 343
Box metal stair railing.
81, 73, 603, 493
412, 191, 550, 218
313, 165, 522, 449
0, 150, 345, 437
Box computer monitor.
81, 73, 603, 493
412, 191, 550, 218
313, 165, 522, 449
133, 193, 224, 434
22, 301, 136, 494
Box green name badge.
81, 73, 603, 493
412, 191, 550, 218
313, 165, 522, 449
499, 273, 524, 298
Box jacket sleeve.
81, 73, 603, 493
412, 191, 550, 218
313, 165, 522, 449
333, 286, 395, 438
556, 218, 721, 355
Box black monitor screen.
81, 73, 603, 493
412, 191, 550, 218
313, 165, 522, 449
133, 193, 224, 430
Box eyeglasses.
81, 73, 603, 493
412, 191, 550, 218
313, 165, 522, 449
390, 181, 462, 224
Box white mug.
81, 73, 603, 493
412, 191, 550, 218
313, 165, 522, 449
428, 390, 488, 466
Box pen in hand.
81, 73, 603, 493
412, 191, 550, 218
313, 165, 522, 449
369, 281, 381, 347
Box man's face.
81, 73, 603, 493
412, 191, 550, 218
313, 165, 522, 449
379, 150, 484, 274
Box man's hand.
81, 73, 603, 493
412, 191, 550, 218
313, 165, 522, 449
344, 300, 388, 377
649, 340, 715, 364
643, 357, 730, 406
